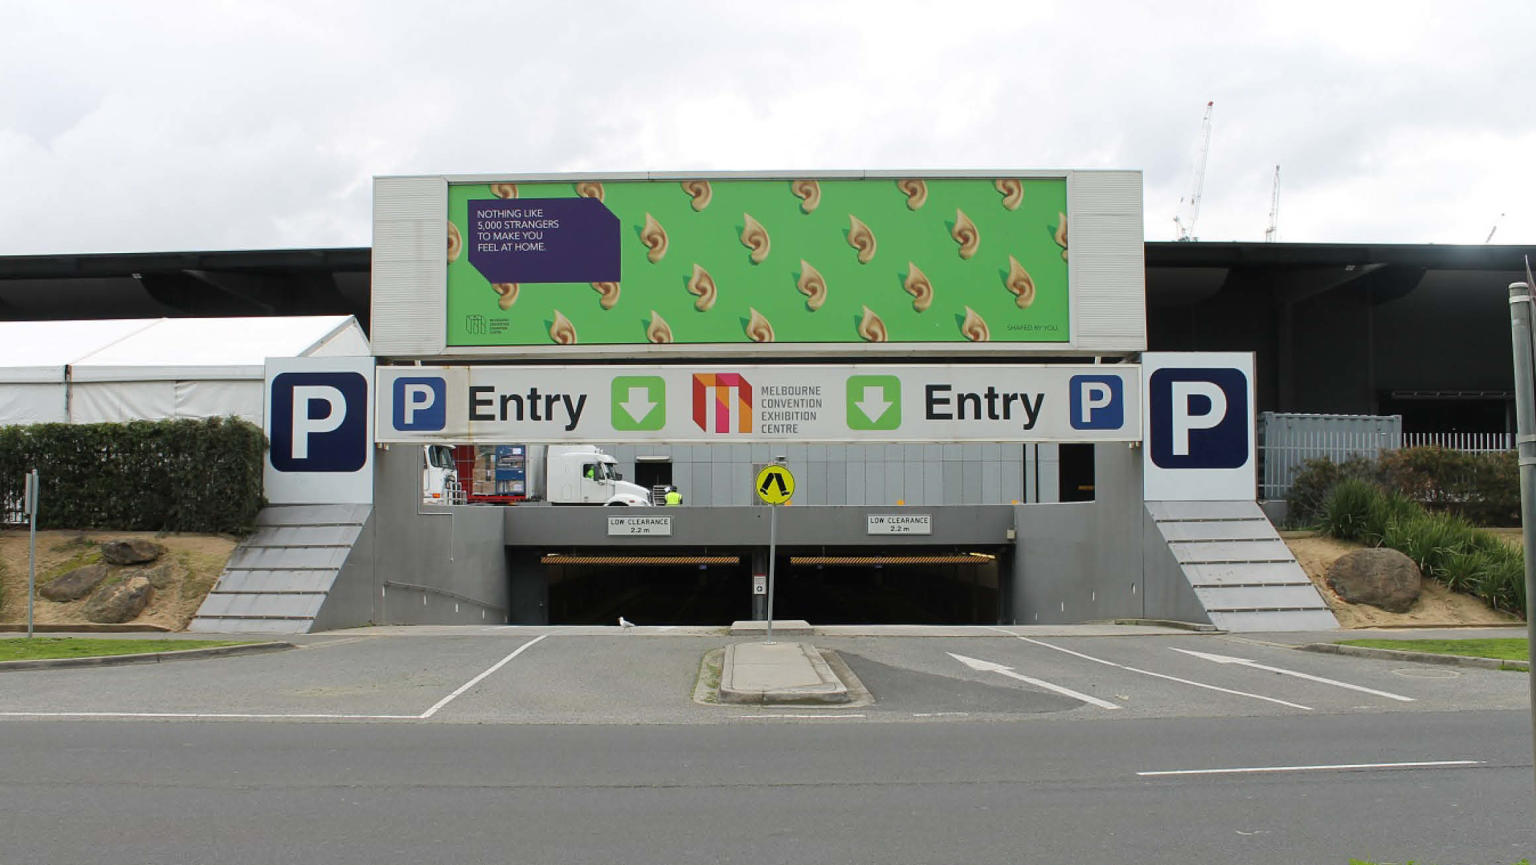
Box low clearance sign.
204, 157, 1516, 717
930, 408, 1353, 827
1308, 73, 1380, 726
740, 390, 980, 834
375, 364, 1139, 444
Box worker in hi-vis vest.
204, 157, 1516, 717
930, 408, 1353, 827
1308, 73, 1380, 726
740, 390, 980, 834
663, 486, 683, 506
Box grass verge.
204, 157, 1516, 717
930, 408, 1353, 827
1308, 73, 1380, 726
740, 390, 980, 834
1337, 637, 1527, 661
0, 637, 248, 662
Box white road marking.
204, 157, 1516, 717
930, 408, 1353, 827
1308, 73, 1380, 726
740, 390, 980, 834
1138, 759, 1484, 777
981, 627, 1312, 711
0, 634, 554, 722
948, 652, 1121, 710
912, 712, 971, 718
738, 713, 867, 720
1170, 646, 1416, 702
419, 634, 548, 719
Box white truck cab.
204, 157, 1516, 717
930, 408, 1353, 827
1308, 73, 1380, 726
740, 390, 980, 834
547, 445, 653, 506
421, 444, 461, 504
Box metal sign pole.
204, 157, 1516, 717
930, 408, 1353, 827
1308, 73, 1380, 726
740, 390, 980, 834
1505, 280, 1536, 819
25, 469, 38, 640
766, 503, 778, 644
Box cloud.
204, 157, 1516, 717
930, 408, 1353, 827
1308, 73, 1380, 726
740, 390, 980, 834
1, 0, 1532, 254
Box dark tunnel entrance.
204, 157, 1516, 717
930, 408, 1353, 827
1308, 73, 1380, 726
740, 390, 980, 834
534, 546, 1007, 626
542, 552, 754, 625
773, 548, 1005, 625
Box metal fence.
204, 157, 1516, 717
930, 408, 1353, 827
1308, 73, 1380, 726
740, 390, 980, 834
1401, 431, 1516, 452
1258, 412, 1515, 500
1259, 413, 1402, 500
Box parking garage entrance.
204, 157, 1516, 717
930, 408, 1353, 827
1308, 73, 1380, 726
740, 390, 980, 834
532, 544, 1007, 626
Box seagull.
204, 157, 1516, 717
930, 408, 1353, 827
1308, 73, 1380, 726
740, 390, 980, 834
618, 616, 635, 629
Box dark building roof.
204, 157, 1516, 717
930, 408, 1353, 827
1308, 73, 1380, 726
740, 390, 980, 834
1, 241, 1530, 428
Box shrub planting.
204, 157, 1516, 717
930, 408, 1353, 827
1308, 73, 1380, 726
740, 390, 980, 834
1286, 446, 1520, 528
1318, 480, 1525, 615
0, 418, 266, 535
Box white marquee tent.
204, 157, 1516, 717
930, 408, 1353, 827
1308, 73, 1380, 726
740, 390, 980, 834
0, 316, 370, 426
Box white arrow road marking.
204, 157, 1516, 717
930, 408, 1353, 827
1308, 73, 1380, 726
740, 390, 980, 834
948, 652, 1122, 709
981, 627, 1313, 711
1138, 760, 1482, 777
621, 387, 657, 422
1169, 647, 1415, 702
855, 386, 892, 422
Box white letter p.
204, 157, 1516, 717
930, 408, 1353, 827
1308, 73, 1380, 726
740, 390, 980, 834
1171, 381, 1226, 456
291, 385, 345, 459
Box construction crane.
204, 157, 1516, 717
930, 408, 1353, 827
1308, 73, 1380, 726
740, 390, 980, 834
1485, 213, 1505, 244
1173, 101, 1214, 242
1265, 165, 1280, 242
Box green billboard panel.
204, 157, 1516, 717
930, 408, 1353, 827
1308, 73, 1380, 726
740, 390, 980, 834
446, 176, 1069, 348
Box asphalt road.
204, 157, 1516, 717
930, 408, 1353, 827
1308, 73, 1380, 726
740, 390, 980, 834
0, 626, 1533, 863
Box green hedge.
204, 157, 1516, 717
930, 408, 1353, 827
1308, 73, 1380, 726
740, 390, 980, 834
1321, 478, 1526, 615
0, 418, 266, 534
1286, 446, 1519, 528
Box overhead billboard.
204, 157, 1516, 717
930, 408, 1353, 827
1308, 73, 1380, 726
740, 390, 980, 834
376, 363, 1140, 444
445, 176, 1070, 349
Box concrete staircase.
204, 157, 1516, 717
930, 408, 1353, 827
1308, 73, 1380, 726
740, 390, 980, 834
189, 504, 371, 634
1147, 500, 1337, 631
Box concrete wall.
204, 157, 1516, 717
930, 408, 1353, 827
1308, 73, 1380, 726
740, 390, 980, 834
310, 509, 378, 632
366, 444, 511, 624
1010, 442, 1148, 624
1139, 508, 1213, 625
503, 503, 1015, 547
350, 441, 1213, 628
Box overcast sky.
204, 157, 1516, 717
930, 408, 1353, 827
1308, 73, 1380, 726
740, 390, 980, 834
3, 0, 1531, 255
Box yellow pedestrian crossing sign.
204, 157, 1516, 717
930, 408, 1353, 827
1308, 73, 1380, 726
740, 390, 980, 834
755, 465, 795, 505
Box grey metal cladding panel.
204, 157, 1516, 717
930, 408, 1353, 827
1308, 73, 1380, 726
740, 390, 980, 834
810, 463, 830, 505
1069, 170, 1143, 212
1170, 540, 1294, 563
1158, 520, 1277, 542
889, 461, 909, 503
216, 571, 339, 593
198, 592, 327, 618
923, 461, 944, 505
1068, 171, 1144, 353
943, 465, 964, 504
372, 176, 447, 356
692, 463, 712, 505
1193, 584, 1329, 611
711, 467, 732, 506
981, 461, 1002, 503
227, 545, 350, 571
1002, 466, 1022, 504
257, 504, 372, 526
825, 463, 847, 505
1183, 561, 1312, 586
845, 461, 865, 505
961, 461, 983, 505
1147, 500, 1266, 521
1207, 609, 1340, 632
864, 464, 884, 505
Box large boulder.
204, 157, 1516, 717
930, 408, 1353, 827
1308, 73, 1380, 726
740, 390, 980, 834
82, 576, 154, 623
1326, 548, 1423, 613
99, 539, 166, 566
38, 563, 111, 602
